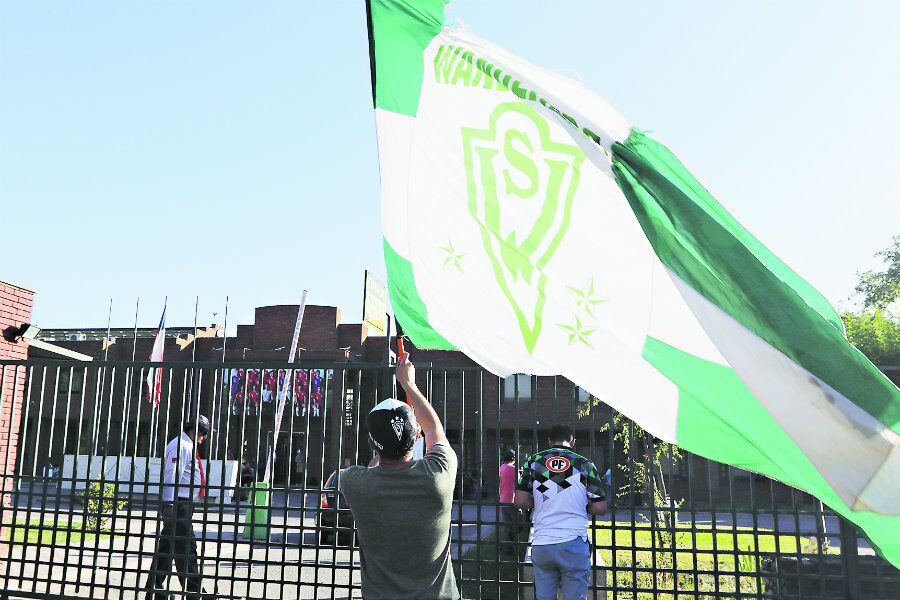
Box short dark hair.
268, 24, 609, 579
548, 424, 575, 444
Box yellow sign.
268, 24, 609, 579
363, 271, 387, 335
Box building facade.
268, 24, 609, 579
24, 301, 893, 507
1, 280, 35, 555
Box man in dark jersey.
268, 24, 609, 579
515, 425, 607, 600
339, 353, 460, 600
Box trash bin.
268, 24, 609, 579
241, 481, 270, 541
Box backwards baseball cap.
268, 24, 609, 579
367, 399, 419, 459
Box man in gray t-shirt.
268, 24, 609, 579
340, 353, 460, 600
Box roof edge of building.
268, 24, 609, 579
0, 280, 36, 294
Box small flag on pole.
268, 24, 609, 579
146, 303, 166, 406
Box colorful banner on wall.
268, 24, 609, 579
225, 368, 331, 418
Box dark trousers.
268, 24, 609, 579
500, 506, 523, 553
145, 501, 204, 599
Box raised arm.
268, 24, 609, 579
395, 353, 447, 452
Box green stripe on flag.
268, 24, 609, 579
613, 130, 900, 432
369, 0, 445, 116
644, 337, 900, 565
384, 239, 456, 349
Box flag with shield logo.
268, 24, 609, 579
367, 0, 900, 566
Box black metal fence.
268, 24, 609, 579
0, 359, 897, 599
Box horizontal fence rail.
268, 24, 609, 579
0, 359, 897, 599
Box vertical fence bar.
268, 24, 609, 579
1, 365, 25, 586
839, 517, 861, 600
19, 365, 45, 589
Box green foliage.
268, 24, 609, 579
455, 522, 822, 599
855, 236, 900, 310
593, 525, 821, 599
591, 522, 805, 555
74, 479, 127, 531
737, 544, 757, 574
578, 408, 686, 551
841, 309, 900, 366
4, 518, 99, 545
598, 413, 683, 502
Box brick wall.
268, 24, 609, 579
0, 280, 34, 557
251, 305, 341, 352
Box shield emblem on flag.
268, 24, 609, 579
462, 101, 585, 353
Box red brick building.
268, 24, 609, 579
23, 303, 602, 493
22, 300, 873, 507
0, 280, 35, 553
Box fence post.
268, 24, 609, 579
839, 516, 861, 600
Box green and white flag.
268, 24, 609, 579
368, 0, 900, 565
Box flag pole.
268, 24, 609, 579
262, 290, 308, 485
192, 295, 199, 362
364, 0, 377, 107
244, 292, 307, 541
103, 298, 113, 361
130, 296, 141, 451
190, 295, 199, 419
221, 296, 229, 363
215, 295, 229, 459
94, 297, 114, 454
126, 297, 140, 454
149, 297, 166, 457
131, 297, 140, 362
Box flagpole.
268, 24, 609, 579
131, 297, 140, 362
94, 297, 115, 454
221, 296, 229, 363
364, 0, 377, 107
149, 297, 166, 457
101, 298, 113, 448
190, 295, 199, 418
125, 297, 139, 456
263, 290, 308, 485
103, 298, 113, 361
192, 295, 199, 362
216, 296, 229, 459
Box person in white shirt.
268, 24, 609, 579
145, 415, 212, 600
514, 425, 607, 600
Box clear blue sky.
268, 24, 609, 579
2, 1, 898, 332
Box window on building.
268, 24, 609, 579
57, 369, 84, 394
577, 386, 592, 404
432, 371, 463, 404
503, 374, 532, 402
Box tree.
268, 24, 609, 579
842, 309, 900, 366
854, 236, 900, 309
579, 400, 684, 549
75, 479, 127, 532
842, 237, 900, 367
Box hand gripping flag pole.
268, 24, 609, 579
397, 336, 427, 460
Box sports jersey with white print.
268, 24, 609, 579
517, 447, 605, 545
